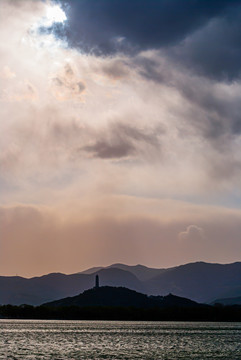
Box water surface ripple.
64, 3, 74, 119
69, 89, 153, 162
0, 320, 240, 359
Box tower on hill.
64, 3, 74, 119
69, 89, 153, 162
95, 274, 99, 288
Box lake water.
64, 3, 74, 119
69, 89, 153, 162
0, 320, 240, 359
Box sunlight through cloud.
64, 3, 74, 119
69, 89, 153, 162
27, 2, 67, 50
31, 2, 67, 31
45, 4, 67, 26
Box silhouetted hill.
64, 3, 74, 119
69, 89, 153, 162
152, 294, 202, 308
211, 296, 241, 306
0, 268, 142, 305
81, 262, 241, 302
106, 264, 168, 281
93, 268, 143, 292
143, 262, 241, 302
79, 266, 103, 275
0, 273, 92, 305
43, 286, 200, 308
79, 263, 170, 281
1, 261, 240, 305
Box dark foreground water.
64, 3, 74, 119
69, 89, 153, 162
0, 320, 240, 359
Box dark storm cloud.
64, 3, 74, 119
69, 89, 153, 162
81, 122, 161, 159
170, 6, 241, 81
101, 59, 129, 79
178, 78, 241, 139
62, 0, 240, 53
83, 140, 135, 159
135, 56, 172, 85
58, 0, 241, 81
134, 51, 241, 141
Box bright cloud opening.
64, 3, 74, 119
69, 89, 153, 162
45, 4, 67, 26
27, 3, 67, 50
31, 3, 67, 31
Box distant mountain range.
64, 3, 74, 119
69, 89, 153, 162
44, 286, 201, 308
211, 296, 241, 306
0, 261, 240, 305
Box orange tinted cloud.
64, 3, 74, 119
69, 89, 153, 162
1, 200, 240, 277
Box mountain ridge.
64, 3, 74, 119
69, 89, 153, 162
0, 261, 240, 305
211, 296, 241, 306
43, 285, 202, 309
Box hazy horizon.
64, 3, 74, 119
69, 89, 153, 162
1, 0, 241, 277
1, 259, 240, 279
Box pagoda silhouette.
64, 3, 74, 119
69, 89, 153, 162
95, 274, 99, 288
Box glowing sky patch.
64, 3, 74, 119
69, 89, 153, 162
25, 3, 67, 50
30, 2, 67, 35
43, 4, 67, 27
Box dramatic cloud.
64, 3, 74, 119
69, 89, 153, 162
61, 0, 241, 81
170, 7, 241, 81
62, 0, 241, 53
81, 122, 161, 159
1, 0, 241, 275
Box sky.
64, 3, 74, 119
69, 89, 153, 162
1, 0, 241, 277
